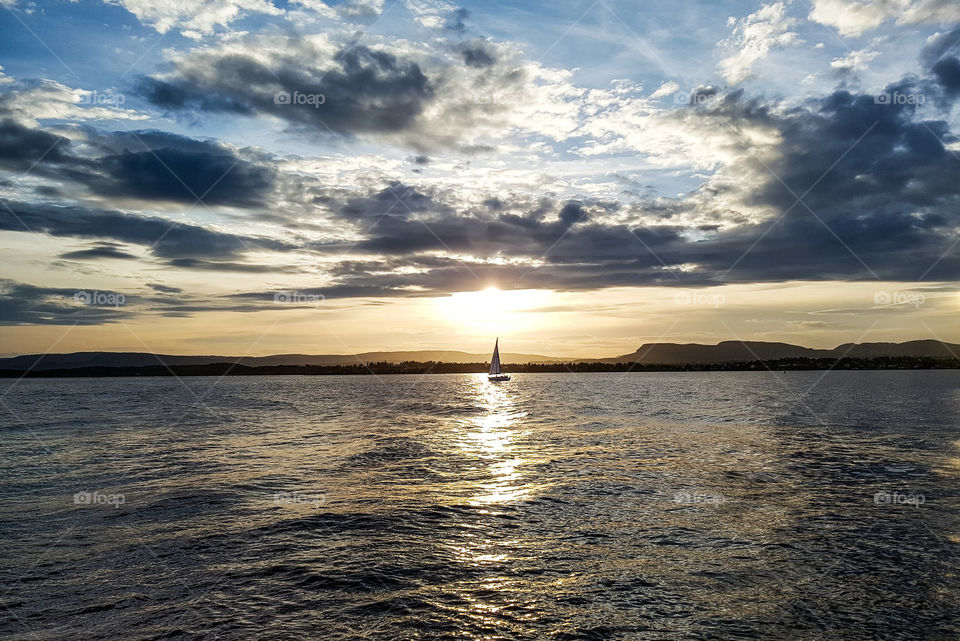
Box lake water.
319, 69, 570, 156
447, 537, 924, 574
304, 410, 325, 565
0, 371, 958, 640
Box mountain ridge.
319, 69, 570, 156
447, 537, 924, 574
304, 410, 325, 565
0, 350, 570, 371
1, 340, 958, 371
600, 339, 960, 364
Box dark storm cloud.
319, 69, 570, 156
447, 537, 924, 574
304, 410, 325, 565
0, 112, 275, 208
234, 251, 709, 305
932, 57, 960, 96
0, 201, 295, 260
920, 28, 960, 102
165, 258, 302, 273
329, 195, 685, 274
76, 129, 276, 206
134, 78, 253, 115
921, 27, 960, 67
4, 77, 959, 292
0, 278, 317, 325
299, 75, 960, 292
136, 45, 433, 137
90, 141, 275, 207
59, 242, 138, 260
337, 182, 454, 220
0, 280, 136, 325
558, 201, 587, 227
0, 119, 71, 169
703, 84, 960, 281
459, 40, 496, 67
746, 85, 946, 209
3, 42, 960, 305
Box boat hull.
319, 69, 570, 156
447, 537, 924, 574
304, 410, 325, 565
487, 374, 511, 382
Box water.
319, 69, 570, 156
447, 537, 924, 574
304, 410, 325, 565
0, 371, 958, 640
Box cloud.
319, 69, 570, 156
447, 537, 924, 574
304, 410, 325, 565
135, 33, 587, 151
402, 1, 463, 31
89, 132, 277, 207
59, 242, 138, 260
444, 7, 470, 32
7, 66, 959, 293
103, 0, 283, 38
809, 0, 960, 37
458, 39, 497, 67
932, 56, 960, 95
684, 85, 960, 281
137, 42, 433, 138
650, 81, 680, 99
290, 0, 386, 22
718, 2, 800, 85
0, 110, 277, 208
165, 258, 301, 272
148, 283, 183, 293
830, 46, 881, 73
3, 7, 960, 309
575, 86, 783, 185
808, 0, 896, 37
0, 201, 295, 261
292, 75, 960, 294
899, 0, 960, 25
0, 78, 146, 126
337, 181, 454, 220
0, 279, 136, 325
922, 27, 960, 65
0, 118, 72, 170
924, 28, 960, 97
0, 277, 311, 325
334, 0, 385, 20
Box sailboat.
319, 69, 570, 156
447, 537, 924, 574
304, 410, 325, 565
488, 337, 511, 381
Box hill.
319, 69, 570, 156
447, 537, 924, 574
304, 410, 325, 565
1, 340, 957, 372
0, 350, 569, 371
600, 339, 960, 364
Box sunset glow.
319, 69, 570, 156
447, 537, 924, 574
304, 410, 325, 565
0, 0, 957, 356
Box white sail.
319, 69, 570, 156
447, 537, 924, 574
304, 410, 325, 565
489, 338, 501, 375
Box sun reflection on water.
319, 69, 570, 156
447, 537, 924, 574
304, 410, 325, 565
457, 374, 530, 507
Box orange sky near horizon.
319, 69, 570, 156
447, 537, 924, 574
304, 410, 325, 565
3, 282, 957, 357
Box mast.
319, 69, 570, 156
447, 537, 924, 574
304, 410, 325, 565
489, 337, 501, 375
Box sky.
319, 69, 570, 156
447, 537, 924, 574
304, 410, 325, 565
0, 0, 959, 358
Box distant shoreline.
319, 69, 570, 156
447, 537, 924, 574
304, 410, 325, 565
2, 357, 958, 377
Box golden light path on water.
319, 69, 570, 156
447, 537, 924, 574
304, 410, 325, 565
457, 375, 530, 507
441, 375, 539, 633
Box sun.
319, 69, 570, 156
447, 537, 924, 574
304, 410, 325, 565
435, 287, 551, 332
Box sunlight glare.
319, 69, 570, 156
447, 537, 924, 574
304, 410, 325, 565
436, 287, 551, 332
